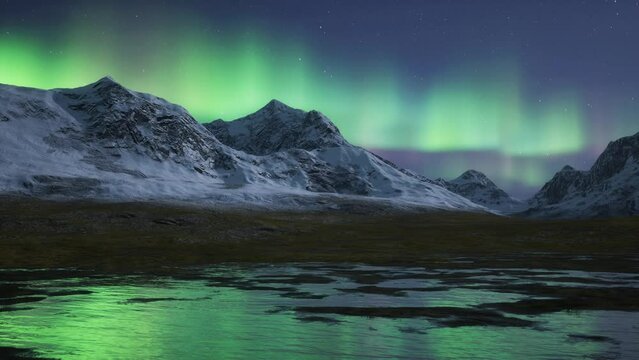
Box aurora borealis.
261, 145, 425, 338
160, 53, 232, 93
1, 0, 638, 197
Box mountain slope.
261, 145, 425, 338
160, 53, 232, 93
526, 132, 639, 218
0, 78, 484, 212
432, 170, 525, 213
0, 77, 255, 199
205, 100, 483, 209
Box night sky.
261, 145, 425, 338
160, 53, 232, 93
1, 0, 638, 197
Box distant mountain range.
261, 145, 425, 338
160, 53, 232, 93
0, 77, 636, 218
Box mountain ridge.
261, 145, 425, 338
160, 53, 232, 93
2, 77, 636, 218
205, 100, 346, 155
526, 132, 639, 218
0, 77, 484, 213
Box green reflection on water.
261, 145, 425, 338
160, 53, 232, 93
0, 275, 620, 360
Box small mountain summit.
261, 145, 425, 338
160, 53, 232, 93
93, 75, 119, 86
205, 99, 346, 155
435, 169, 524, 213
453, 170, 494, 186
529, 166, 585, 207
262, 99, 293, 112
527, 132, 639, 218
78, 76, 133, 98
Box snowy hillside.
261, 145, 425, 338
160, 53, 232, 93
204, 100, 484, 208
432, 170, 525, 213
0, 77, 484, 212
525, 132, 639, 218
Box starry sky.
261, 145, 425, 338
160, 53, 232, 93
1, 0, 638, 198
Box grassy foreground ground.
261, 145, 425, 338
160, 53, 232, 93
1, 196, 638, 272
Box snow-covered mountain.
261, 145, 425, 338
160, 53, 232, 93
431, 170, 525, 213
203, 98, 486, 209
0, 76, 251, 199
0, 77, 484, 212
525, 132, 639, 218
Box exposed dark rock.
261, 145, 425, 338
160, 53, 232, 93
0, 347, 56, 360
0, 295, 47, 306
479, 286, 639, 315
338, 285, 408, 297
124, 297, 208, 304
397, 326, 427, 334
567, 334, 619, 344
295, 306, 535, 327
252, 274, 335, 285
296, 316, 342, 325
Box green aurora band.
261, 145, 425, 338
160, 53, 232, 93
0, 26, 587, 159
1, 14, 600, 199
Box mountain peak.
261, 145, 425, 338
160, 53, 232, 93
560, 165, 576, 172
205, 98, 345, 155
70, 76, 131, 98
261, 99, 297, 113
92, 76, 121, 88
451, 169, 493, 187
440, 169, 523, 212
459, 169, 488, 180
66, 75, 135, 102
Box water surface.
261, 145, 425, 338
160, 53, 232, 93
1, 264, 638, 359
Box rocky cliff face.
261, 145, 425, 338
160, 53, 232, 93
58, 77, 240, 173
526, 132, 639, 218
